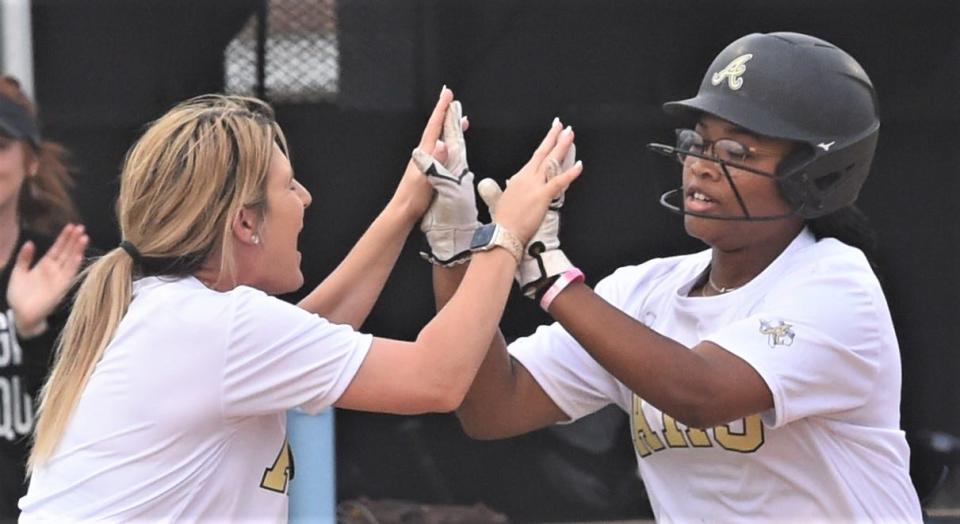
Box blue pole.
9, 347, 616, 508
287, 408, 336, 523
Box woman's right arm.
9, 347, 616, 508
335, 123, 582, 415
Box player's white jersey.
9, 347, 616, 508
20, 276, 371, 522
511, 228, 922, 522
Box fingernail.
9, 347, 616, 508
561, 127, 572, 137
552, 117, 560, 128
575, 160, 583, 168
440, 85, 448, 96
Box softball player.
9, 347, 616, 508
439, 33, 923, 521
18, 88, 581, 520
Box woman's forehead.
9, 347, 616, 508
266, 144, 294, 186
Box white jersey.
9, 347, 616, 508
511, 228, 922, 522
19, 276, 372, 522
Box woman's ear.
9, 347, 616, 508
23, 145, 39, 178
232, 206, 263, 246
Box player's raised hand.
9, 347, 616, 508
411, 95, 480, 266
489, 119, 582, 247
8, 223, 89, 337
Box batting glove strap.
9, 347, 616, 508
419, 226, 480, 266
518, 248, 574, 298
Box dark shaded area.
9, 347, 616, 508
32, 0, 960, 520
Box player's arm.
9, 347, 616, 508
297, 88, 455, 329
437, 264, 568, 438
547, 283, 772, 428
454, 136, 583, 438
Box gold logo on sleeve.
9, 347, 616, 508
759, 319, 796, 348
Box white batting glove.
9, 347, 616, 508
478, 143, 575, 297
411, 100, 480, 266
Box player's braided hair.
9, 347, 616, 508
808, 205, 881, 278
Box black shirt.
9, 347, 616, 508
0, 231, 66, 519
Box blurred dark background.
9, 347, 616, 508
29, 0, 960, 521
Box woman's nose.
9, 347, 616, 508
296, 181, 312, 208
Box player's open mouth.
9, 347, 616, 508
685, 188, 719, 212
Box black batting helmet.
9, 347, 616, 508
662, 32, 880, 219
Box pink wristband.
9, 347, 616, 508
540, 268, 585, 311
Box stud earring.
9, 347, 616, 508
29, 178, 41, 199
251, 234, 260, 245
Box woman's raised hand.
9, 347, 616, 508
491, 120, 582, 245
392, 86, 468, 224
7, 223, 89, 336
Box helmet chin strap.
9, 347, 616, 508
658, 188, 803, 222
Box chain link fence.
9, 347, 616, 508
224, 0, 339, 103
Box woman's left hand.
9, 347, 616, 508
7, 223, 89, 336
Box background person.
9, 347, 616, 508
0, 75, 88, 519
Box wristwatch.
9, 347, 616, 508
469, 223, 524, 262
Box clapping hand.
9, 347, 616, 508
7, 223, 88, 337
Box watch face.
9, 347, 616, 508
470, 224, 496, 250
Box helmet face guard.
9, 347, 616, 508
655, 32, 880, 220
647, 143, 805, 221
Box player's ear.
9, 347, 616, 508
232, 206, 263, 246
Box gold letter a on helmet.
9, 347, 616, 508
711, 54, 754, 91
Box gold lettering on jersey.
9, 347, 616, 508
631, 395, 664, 457
711, 54, 753, 91
715, 415, 765, 452
630, 395, 764, 458
661, 413, 688, 448
260, 438, 296, 493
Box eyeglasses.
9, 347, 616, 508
666, 128, 779, 179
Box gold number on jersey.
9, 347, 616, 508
261, 438, 296, 493
630, 395, 764, 457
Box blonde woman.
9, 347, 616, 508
19, 88, 581, 520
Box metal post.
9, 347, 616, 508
1, 0, 35, 99
255, 0, 268, 100
287, 408, 337, 523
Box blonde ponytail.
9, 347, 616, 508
28, 251, 133, 470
